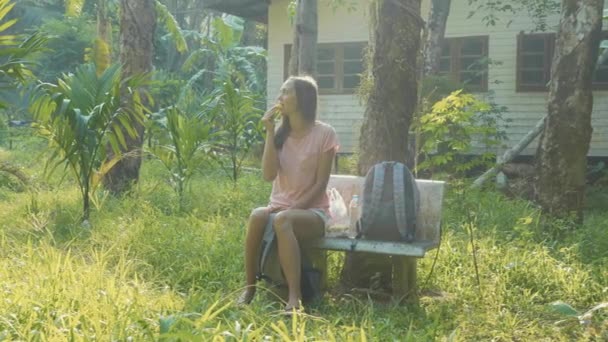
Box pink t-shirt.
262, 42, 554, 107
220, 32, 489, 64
268, 121, 339, 214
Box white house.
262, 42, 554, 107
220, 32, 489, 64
206, 0, 608, 157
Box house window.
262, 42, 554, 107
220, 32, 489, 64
284, 42, 366, 94
595, 34, 608, 88
439, 36, 489, 92
516, 33, 555, 92
517, 31, 608, 92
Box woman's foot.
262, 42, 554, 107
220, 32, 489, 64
236, 287, 256, 306
284, 298, 301, 313
283, 304, 303, 316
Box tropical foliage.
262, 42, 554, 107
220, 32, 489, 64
31, 63, 148, 220
181, 16, 266, 95
148, 106, 214, 210
211, 80, 263, 183
0, 0, 47, 109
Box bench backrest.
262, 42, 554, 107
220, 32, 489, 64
327, 175, 446, 244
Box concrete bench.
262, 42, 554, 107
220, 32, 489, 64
311, 174, 446, 301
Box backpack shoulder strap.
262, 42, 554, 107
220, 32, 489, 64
257, 213, 277, 282
393, 163, 407, 240
359, 163, 385, 236
393, 163, 417, 241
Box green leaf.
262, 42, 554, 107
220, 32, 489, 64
213, 17, 238, 51
155, 0, 187, 53
0, 17, 16, 33
0, 0, 16, 24
181, 49, 208, 72
112, 125, 127, 149
549, 301, 579, 316
108, 135, 120, 156
159, 315, 176, 334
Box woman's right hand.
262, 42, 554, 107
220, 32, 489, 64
261, 104, 281, 132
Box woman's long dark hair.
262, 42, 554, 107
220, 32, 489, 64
274, 76, 318, 149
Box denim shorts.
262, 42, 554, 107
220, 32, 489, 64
308, 208, 330, 228
266, 208, 329, 229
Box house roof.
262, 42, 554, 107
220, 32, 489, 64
203, 0, 269, 23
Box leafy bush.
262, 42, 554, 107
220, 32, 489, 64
414, 89, 508, 176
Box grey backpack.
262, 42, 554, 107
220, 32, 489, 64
357, 161, 420, 242
256, 214, 321, 304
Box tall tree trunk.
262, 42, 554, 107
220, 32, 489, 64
104, 0, 156, 194
97, 0, 111, 45
357, 0, 422, 174
423, 0, 451, 77
342, 0, 423, 296
536, 0, 603, 223
91, 0, 112, 75
288, 31, 300, 76
288, 0, 318, 76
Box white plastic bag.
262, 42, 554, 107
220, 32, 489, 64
326, 187, 350, 237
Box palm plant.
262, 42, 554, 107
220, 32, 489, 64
31, 63, 148, 221
211, 80, 263, 183
174, 16, 266, 185
0, 0, 47, 109
148, 106, 214, 210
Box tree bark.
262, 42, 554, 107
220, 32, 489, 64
474, 37, 606, 190
288, 29, 300, 76
342, 0, 423, 295
357, 0, 423, 174
423, 0, 451, 77
104, 0, 156, 194
288, 0, 318, 76
536, 0, 603, 223
97, 0, 111, 46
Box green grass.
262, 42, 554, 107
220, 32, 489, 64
1, 140, 607, 341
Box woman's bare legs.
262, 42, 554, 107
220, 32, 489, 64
237, 207, 271, 305
273, 209, 324, 310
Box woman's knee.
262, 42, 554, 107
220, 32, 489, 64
248, 207, 269, 230
273, 210, 293, 235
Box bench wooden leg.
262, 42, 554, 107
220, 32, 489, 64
319, 250, 328, 290
392, 255, 417, 303
308, 249, 328, 290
